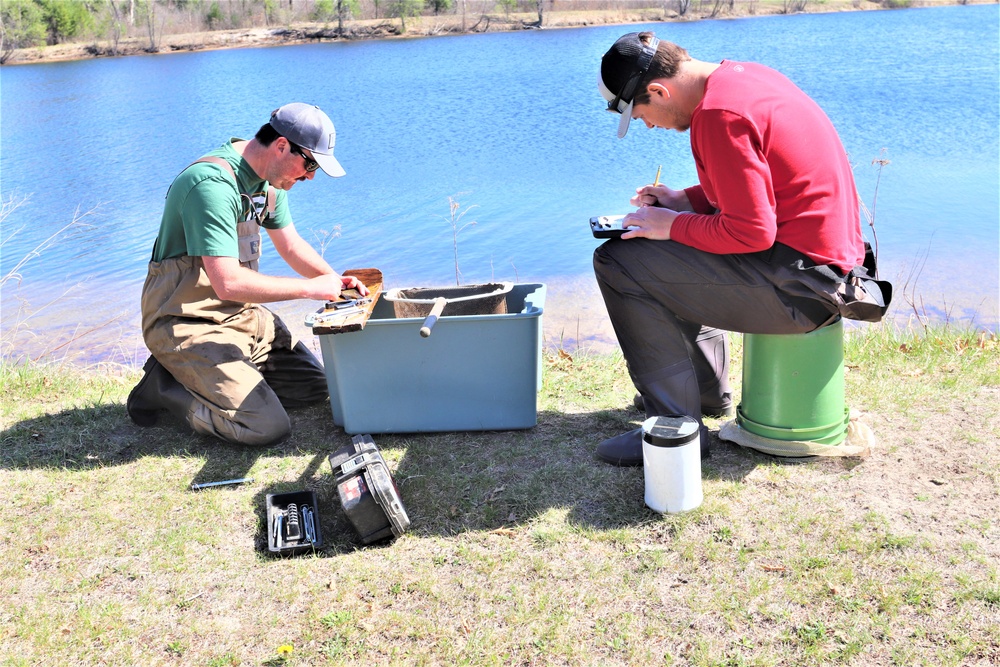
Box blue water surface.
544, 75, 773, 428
1, 5, 997, 361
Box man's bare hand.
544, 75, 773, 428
341, 274, 369, 297
620, 205, 679, 241
303, 273, 371, 300
631, 184, 693, 212
302, 274, 347, 301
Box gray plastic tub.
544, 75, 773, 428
309, 283, 546, 434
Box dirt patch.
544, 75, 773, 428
726, 384, 1000, 556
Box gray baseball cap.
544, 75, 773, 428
269, 103, 346, 177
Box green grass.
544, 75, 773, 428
1, 324, 998, 666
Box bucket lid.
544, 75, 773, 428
642, 415, 700, 447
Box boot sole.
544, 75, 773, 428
595, 451, 643, 467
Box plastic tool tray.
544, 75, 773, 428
267, 490, 322, 556
329, 434, 410, 544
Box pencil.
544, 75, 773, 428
653, 165, 662, 187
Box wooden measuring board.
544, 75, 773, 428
308, 268, 383, 335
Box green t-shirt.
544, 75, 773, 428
150, 139, 292, 262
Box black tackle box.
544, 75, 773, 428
328, 434, 410, 544
266, 489, 323, 556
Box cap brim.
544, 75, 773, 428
313, 152, 346, 178
617, 100, 633, 139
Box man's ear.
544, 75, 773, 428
646, 81, 671, 100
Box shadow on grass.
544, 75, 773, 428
0, 399, 827, 557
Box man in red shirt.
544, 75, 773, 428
594, 32, 889, 466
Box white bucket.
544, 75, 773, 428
642, 415, 703, 514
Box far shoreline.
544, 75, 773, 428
2, 1, 985, 67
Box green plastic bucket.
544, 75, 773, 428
736, 319, 849, 446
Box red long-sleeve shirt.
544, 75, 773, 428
670, 61, 865, 274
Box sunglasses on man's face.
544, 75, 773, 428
288, 142, 319, 172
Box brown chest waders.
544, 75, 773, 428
138, 158, 326, 446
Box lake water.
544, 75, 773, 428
1, 5, 997, 364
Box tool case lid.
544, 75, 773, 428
329, 435, 410, 539
329, 433, 382, 474
361, 460, 410, 538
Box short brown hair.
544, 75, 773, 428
632, 32, 691, 106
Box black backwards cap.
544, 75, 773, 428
599, 32, 661, 139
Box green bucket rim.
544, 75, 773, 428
735, 405, 850, 445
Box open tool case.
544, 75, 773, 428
306, 268, 384, 335
267, 490, 323, 556
329, 434, 410, 544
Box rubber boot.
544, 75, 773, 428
127, 356, 161, 426
633, 391, 733, 417
632, 329, 733, 418
691, 327, 733, 418
127, 356, 196, 427
598, 364, 709, 466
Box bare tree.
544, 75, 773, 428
105, 0, 126, 55
337, 0, 358, 34
140, 0, 161, 52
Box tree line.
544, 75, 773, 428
3, 0, 924, 64
1, 0, 556, 59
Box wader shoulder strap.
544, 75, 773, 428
189, 156, 276, 226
